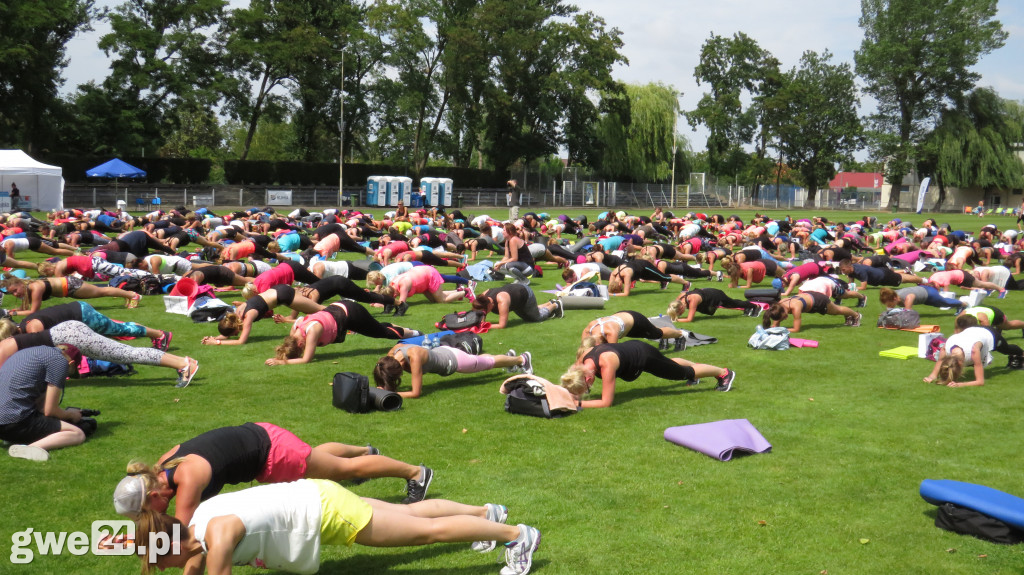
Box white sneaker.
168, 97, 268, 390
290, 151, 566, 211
9, 445, 49, 461
471, 503, 509, 552
501, 525, 541, 575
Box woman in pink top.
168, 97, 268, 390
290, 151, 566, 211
375, 237, 411, 266
267, 300, 419, 365
925, 270, 1003, 293
383, 266, 466, 316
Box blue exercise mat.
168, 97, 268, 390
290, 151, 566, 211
399, 330, 454, 347
920, 479, 1024, 530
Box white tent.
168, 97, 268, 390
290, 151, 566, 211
0, 150, 64, 212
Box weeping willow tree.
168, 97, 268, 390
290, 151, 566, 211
919, 87, 1024, 210
597, 82, 679, 182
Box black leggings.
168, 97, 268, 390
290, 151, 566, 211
334, 233, 368, 254
662, 261, 711, 278
281, 260, 320, 285
629, 342, 696, 380
415, 250, 451, 267
311, 276, 393, 306
622, 311, 665, 339
988, 327, 1023, 357
334, 301, 405, 343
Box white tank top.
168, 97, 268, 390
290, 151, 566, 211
191, 480, 323, 574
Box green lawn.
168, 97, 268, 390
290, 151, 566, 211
2, 207, 1023, 574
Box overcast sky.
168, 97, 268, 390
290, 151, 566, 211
63, 0, 1024, 153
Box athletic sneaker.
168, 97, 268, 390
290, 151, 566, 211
673, 337, 686, 352
519, 352, 533, 375
659, 280, 670, 290
393, 302, 409, 317
501, 525, 541, 575
856, 297, 867, 308
382, 304, 395, 314
126, 293, 142, 309
9, 445, 49, 461
714, 369, 736, 392
472, 504, 510, 552
658, 338, 670, 351
153, 331, 173, 351
402, 465, 433, 504
552, 299, 564, 319
505, 350, 520, 373
175, 358, 199, 388
714, 270, 724, 282
850, 312, 862, 327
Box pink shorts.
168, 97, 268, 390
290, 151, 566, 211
255, 422, 312, 483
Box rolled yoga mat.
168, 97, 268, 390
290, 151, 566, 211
920, 479, 1024, 530
559, 295, 606, 310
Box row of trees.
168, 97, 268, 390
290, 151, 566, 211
685, 0, 1022, 208
2, 0, 626, 179
1, 0, 1021, 205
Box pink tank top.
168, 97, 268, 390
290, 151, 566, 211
294, 311, 337, 346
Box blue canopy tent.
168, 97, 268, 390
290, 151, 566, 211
85, 158, 147, 209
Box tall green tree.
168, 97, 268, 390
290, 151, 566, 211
285, 1, 362, 162
773, 50, 862, 206
854, 0, 1006, 209
687, 32, 777, 180
598, 83, 679, 182
0, 0, 94, 153
99, 0, 227, 153
918, 87, 1024, 209
217, 0, 304, 161
473, 0, 624, 175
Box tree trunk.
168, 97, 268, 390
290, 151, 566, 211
931, 171, 946, 212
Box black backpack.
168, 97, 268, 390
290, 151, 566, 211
436, 310, 486, 331
439, 332, 484, 355
503, 377, 579, 419
331, 372, 402, 413
877, 308, 921, 329
935, 502, 1024, 544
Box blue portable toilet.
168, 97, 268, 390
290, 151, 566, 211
420, 177, 440, 207
438, 178, 453, 207
384, 177, 401, 207
396, 177, 413, 205
366, 176, 387, 207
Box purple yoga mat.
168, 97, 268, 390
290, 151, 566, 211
664, 419, 772, 461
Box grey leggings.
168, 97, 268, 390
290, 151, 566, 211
50, 321, 166, 366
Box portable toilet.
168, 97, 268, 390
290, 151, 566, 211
396, 176, 413, 206
366, 176, 387, 207
420, 177, 440, 207
384, 177, 401, 207
438, 177, 453, 207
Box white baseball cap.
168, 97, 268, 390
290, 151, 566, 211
113, 475, 146, 518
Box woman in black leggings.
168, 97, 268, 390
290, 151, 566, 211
267, 301, 420, 365
559, 340, 736, 408
668, 288, 762, 322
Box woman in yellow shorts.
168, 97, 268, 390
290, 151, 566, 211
134, 479, 542, 575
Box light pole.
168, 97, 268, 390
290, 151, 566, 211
338, 49, 345, 206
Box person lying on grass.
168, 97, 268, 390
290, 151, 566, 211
559, 339, 736, 409
924, 315, 1024, 387
373, 344, 533, 398
202, 285, 323, 346
583, 310, 687, 349
112, 422, 433, 526
667, 289, 763, 323
266, 301, 419, 365
762, 293, 861, 333
131, 480, 541, 575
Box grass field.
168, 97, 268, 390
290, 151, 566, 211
2, 207, 1023, 574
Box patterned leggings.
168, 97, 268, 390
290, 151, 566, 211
78, 302, 148, 338
49, 321, 165, 366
